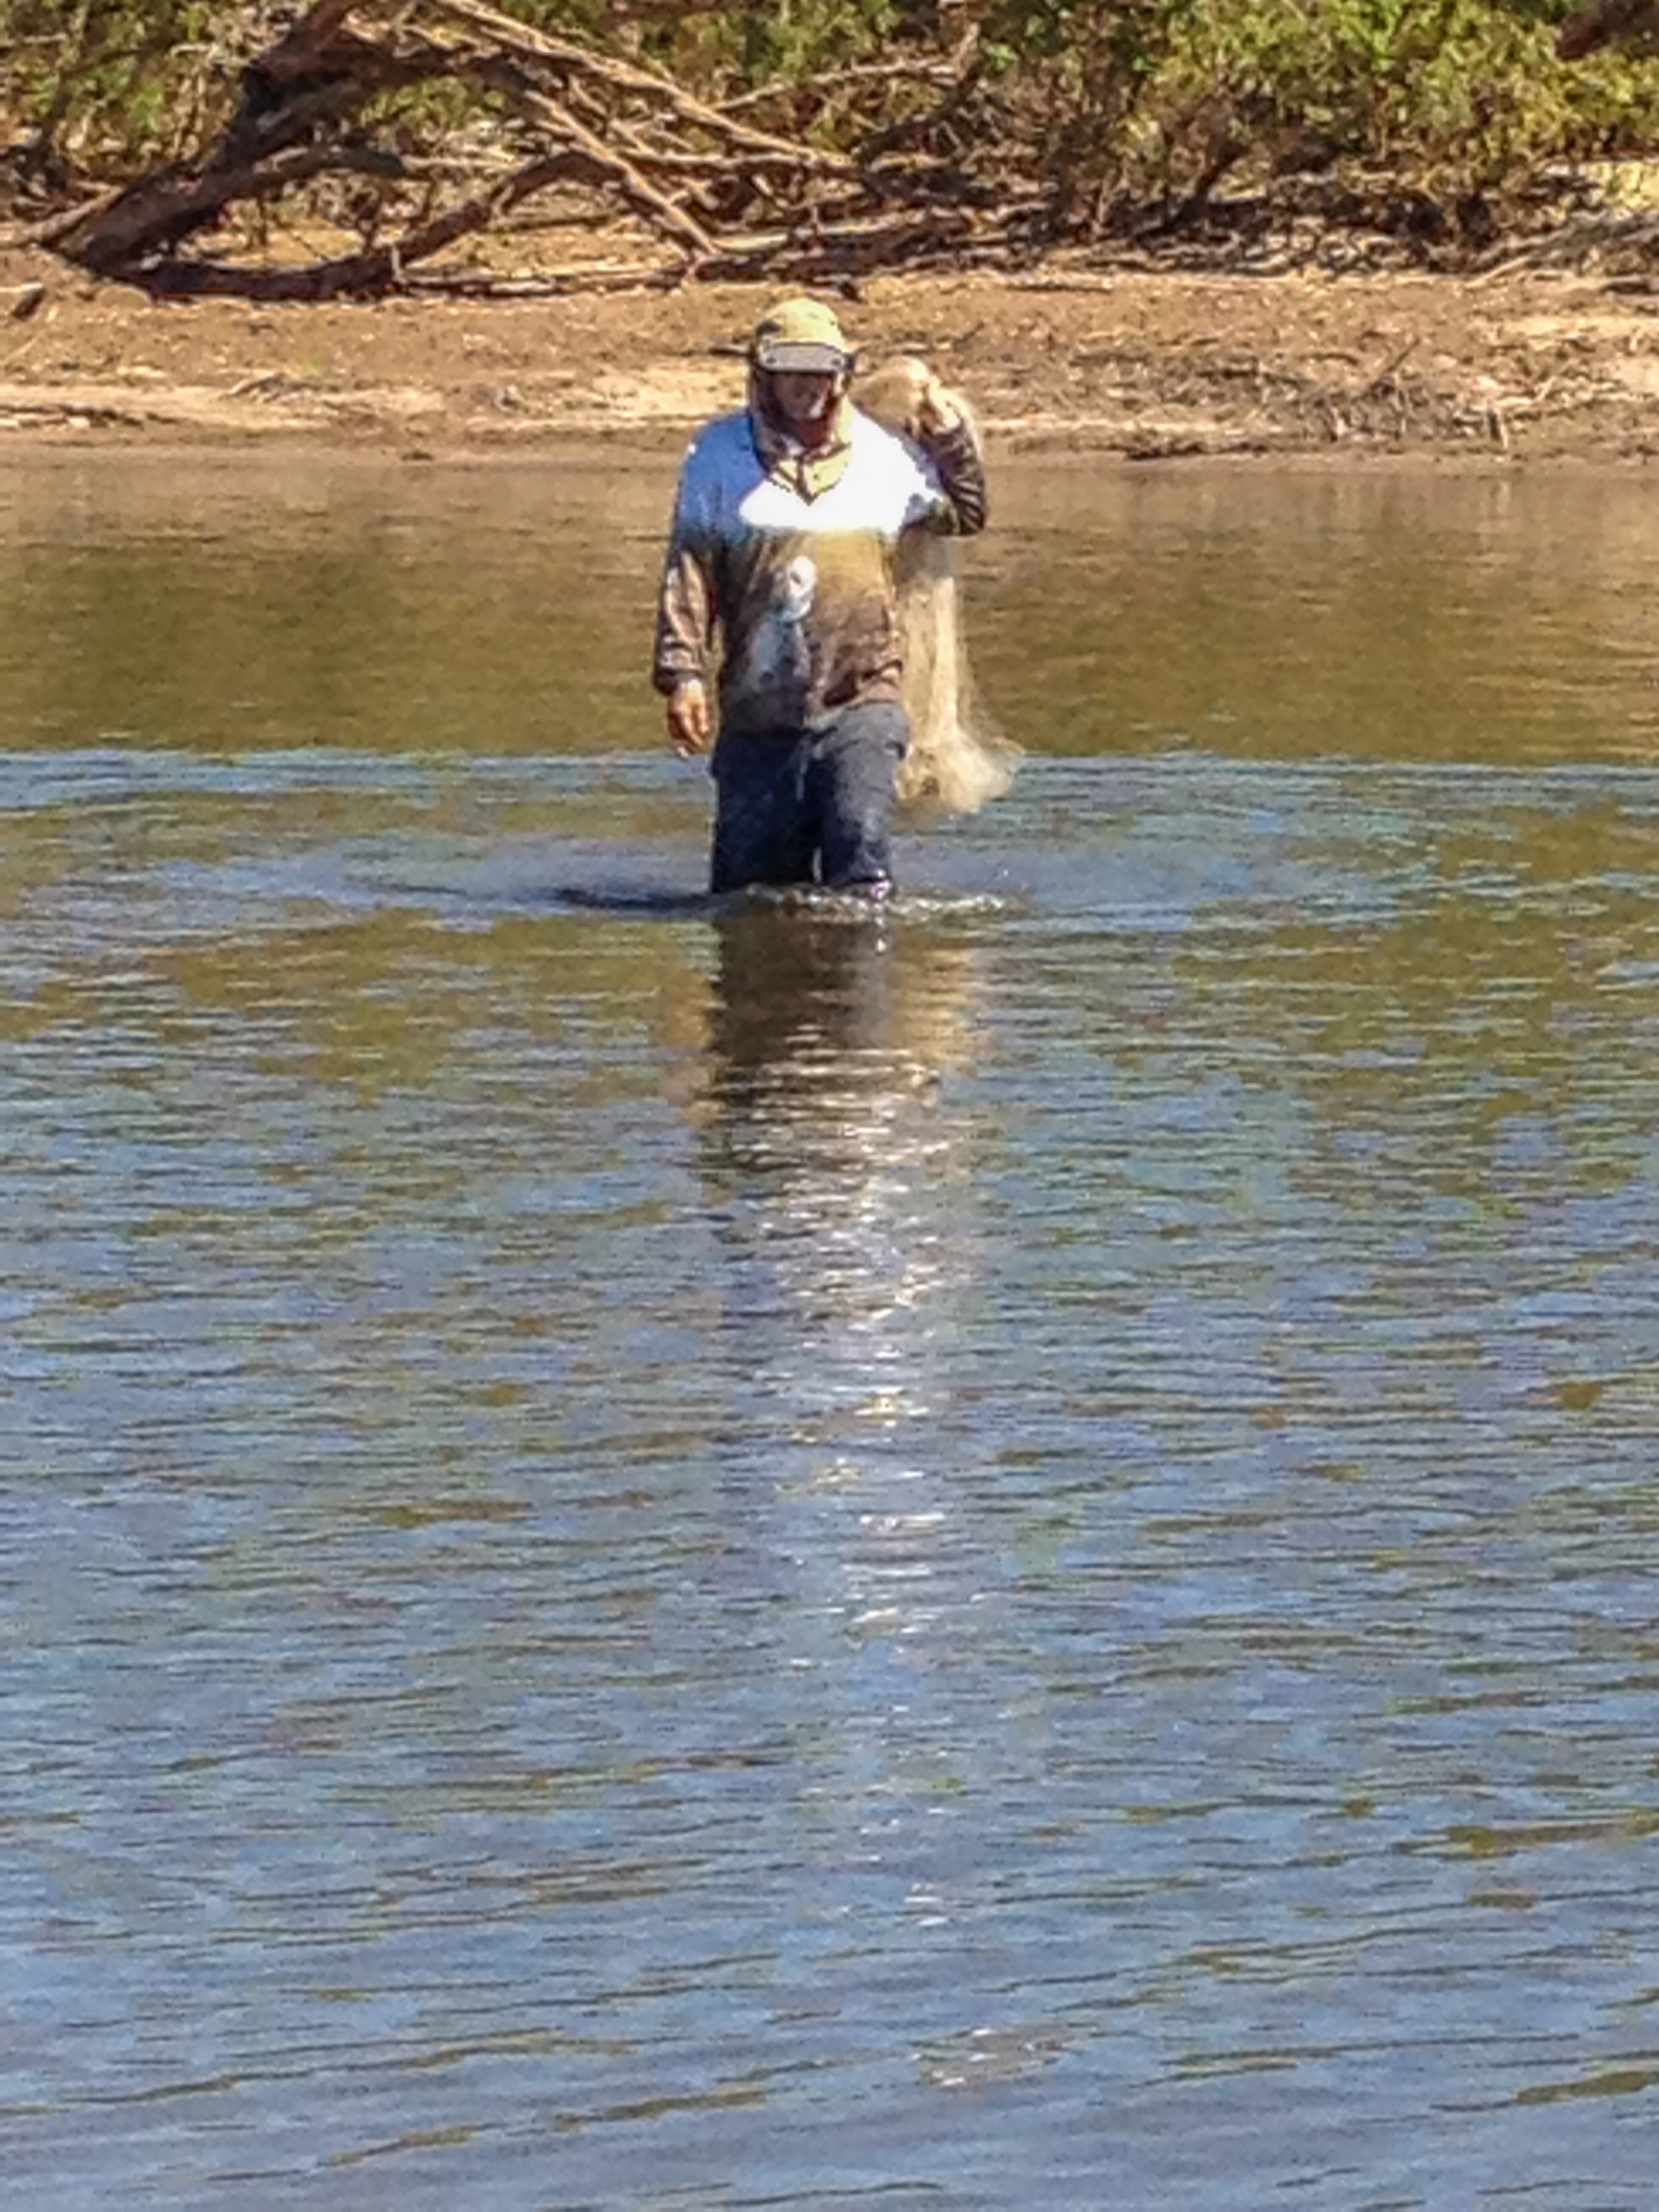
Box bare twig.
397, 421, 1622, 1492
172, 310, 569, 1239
423, 0, 855, 169
399, 259, 681, 295
463, 55, 715, 261
720, 61, 958, 115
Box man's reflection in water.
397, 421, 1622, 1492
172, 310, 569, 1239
688, 908, 1048, 2056
701, 902, 974, 1351
692, 902, 992, 1671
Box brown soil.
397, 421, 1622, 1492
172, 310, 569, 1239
7, 237, 1659, 464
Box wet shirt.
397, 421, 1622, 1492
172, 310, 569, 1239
653, 402, 986, 739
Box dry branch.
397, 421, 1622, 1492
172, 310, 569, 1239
136, 154, 573, 298
399, 259, 680, 295
41, 0, 1022, 299
461, 53, 715, 262
422, 0, 857, 169
720, 62, 960, 116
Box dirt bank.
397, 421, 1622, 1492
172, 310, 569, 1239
7, 239, 1659, 463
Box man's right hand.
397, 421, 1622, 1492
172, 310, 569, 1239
667, 678, 711, 757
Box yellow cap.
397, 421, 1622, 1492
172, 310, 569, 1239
751, 296, 853, 373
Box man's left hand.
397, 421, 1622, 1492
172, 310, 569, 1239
914, 372, 962, 439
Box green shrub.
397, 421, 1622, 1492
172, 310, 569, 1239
9, 0, 1659, 239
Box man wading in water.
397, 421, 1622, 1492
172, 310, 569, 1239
653, 296, 988, 897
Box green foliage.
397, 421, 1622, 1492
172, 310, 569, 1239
2, 0, 239, 186
501, 0, 908, 81
974, 0, 1659, 210
11, 0, 1659, 237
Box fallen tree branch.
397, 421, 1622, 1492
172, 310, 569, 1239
50, 2, 458, 273
705, 205, 984, 280
37, 0, 1026, 298
398, 259, 681, 295
462, 54, 715, 262
423, 0, 854, 170
1473, 205, 1659, 278
133, 153, 570, 298
55, 139, 380, 272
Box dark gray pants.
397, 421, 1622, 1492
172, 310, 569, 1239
709, 703, 906, 895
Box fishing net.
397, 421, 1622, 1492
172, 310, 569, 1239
856, 356, 1022, 823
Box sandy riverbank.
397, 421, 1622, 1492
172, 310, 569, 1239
7, 240, 1659, 463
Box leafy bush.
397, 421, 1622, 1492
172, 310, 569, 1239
9, 0, 1659, 240
2, 2, 241, 188
976, 0, 1659, 215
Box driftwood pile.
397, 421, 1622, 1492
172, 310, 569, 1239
34, 0, 1025, 299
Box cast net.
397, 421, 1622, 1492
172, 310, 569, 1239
856, 356, 1021, 823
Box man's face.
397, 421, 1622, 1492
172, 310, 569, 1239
770, 369, 836, 435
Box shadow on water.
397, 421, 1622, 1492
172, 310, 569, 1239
505, 875, 1023, 923
363, 839, 1027, 925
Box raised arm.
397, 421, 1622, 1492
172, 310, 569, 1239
917, 416, 987, 537
902, 373, 987, 538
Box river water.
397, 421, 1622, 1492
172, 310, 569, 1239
3, 447, 1658, 2207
